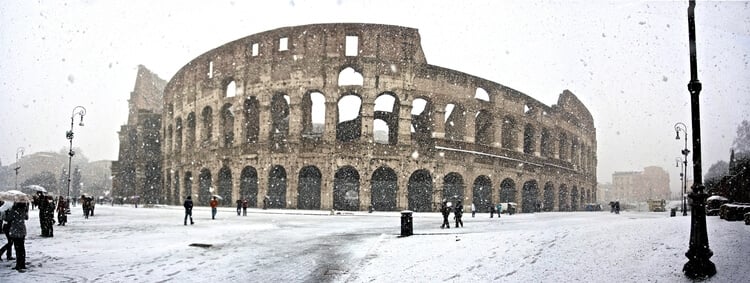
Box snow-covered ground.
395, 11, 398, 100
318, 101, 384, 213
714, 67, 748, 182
0, 205, 747, 282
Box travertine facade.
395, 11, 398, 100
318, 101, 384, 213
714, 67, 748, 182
112, 65, 166, 204
161, 23, 597, 212
610, 166, 670, 203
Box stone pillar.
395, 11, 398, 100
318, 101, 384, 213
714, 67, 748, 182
432, 108, 446, 139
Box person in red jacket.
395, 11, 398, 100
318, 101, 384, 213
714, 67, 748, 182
210, 197, 219, 220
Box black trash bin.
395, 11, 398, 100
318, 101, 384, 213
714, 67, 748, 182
401, 210, 413, 237
670, 208, 676, 217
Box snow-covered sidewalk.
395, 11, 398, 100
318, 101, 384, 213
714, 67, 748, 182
0, 205, 747, 282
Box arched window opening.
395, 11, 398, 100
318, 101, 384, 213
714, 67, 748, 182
540, 128, 552, 157
167, 125, 173, 152
338, 67, 363, 86
201, 106, 213, 144
244, 97, 259, 143
408, 170, 433, 212
198, 169, 212, 205
221, 103, 234, 148
501, 116, 516, 150
334, 166, 360, 211
337, 94, 362, 142
240, 166, 258, 207
559, 132, 568, 161
373, 93, 399, 145
175, 118, 183, 151
472, 176, 492, 212
558, 184, 569, 211
270, 93, 290, 147
523, 124, 536, 154
225, 80, 236, 98
298, 166, 322, 210
444, 103, 466, 141
371, 167, 398, 211
218, 167, 232, 206
183, 171, 193, 201
543, 182, 555, 212
522, 180, 540, 213
475, 87, 490, 102
186, 112, 196, 148
411, 98, 433, 141
268, 165, 287, 209
500, 178, 516, 204
475, 110, 493, 146
302, 91, 325, 138
443, 173, 464, 204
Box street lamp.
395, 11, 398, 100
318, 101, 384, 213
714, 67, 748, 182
682, 0, 715, 279
66, 106, 86, 203
14, 147, 24, 190
675, 157, 686, 215
674, 122, 689, 216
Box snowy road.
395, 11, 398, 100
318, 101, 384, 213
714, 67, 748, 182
0, 205, 747, 282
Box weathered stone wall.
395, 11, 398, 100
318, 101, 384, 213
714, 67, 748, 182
161, 23, 597, 212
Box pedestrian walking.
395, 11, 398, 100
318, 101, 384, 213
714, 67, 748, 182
471, 203, 476, 218
210, 197, 219, 220
5, 202, 28, 271
56, 196, 67, 226
0, 201, 14, 261
242, 198, 248, 216
236, 199, 242, 216
454, 200, 464, 228
34, 193, 54, 237
262, 196, 269, 210
440, 201, 451, 229
614, 201, 620, 214
496, 203, 502, 218
183, 196, 194, 225
490, 204, 496, 218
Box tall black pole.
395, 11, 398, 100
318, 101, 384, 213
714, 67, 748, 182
682, 132, 689, 216
66, 106, 86, 203
683, 0, 716, 279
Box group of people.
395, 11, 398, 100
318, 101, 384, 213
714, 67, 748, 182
471, 203, 506, 218
33, 192, 56, 237
80, 195, 95, 219
183, 196, 258, 225
440, 200, 464, 228
1, 200, 29, 272
609, 201, 621, 214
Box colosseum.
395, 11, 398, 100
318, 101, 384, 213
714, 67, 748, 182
161, 23, 597, 213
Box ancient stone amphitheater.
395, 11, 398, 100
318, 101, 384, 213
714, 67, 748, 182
161, 23, 597, 213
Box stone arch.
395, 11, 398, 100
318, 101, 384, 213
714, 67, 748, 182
221, 103, 234, 148
543, 182, 555, 212
443, 172, 464, 203
475, 87, 490, 102
373, 92, 399, 145
337, 94, 362, 142
268, 165, 287, 209
166, 125, 173, 152
334, 166, 360, 211
502, 116, 516, 150
559, 132, 568, 161
270, 93, 290, 146
523, 123, 536, 154
201, 106, 213, 143
198, 168, 212, 205
580, 187, 587, 206
218, 166, 232, 206
499, 178, 516, 203
408, 169, 432, 212
540, 128, 552, 157
522, 180, 540, 213
472, 175, 492, 212
410, 97, 433, 143
475, 110, 494, 146
302, 91, 325, 138
558, 184, 569, 211
240, 166, 258, 208
444, 103, 466, 141
570, 186, 579, 211
224, 79, 237, 98
370, 166, 398, 211
186, 112, 196, 148
175, 117, 183, 151
244, 97, 260, 143
298, 165, 321, 210
338, 66, 363, 86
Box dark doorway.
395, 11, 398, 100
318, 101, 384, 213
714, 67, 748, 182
472, 175, 492, 212
334, 166, 360, 211
298, 166, 321, 210
267, 165, 287, 208
408, 170, 432, 212
240, 166, 258, 208
371, 166, 398, 211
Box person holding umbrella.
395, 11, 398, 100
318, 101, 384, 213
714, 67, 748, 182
0, 200, 14, 261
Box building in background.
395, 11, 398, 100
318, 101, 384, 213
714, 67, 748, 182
610, 166, 670, 203
111, 65, 166, 205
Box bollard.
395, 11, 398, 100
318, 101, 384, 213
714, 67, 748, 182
670, 208, 676, 217
400, 210, 413, 236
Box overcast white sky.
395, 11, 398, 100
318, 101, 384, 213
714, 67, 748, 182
1, 0, 749, 188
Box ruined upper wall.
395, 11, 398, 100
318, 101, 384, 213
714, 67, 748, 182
128, 65, 165, 125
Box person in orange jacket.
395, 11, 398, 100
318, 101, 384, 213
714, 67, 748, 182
210, 197, 219, 220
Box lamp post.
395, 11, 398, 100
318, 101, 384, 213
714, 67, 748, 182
675, 157, 686, 214
66, 106, 86, 203
14, 147, 24, 190
674, 122, 689, 216
682, 0, 715, 279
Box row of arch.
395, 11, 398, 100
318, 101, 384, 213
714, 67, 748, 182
165, 70, 595, 172
164, 165, 595, 212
